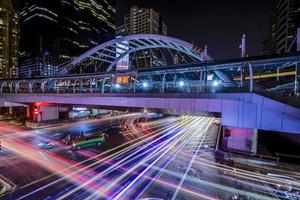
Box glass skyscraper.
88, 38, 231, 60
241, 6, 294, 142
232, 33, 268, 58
19, 0, 116, 77
0, 0, 19, 79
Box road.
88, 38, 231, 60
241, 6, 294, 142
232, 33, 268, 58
0, 113, 300, 200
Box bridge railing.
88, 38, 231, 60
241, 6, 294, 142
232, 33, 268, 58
1, 76, 299, 108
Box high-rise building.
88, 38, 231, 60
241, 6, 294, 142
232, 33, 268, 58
276, 0, 297, 53
115, 6, 168, 71
262, 12, 278, 55
116, 6, 167, 36
262, 0, 300, 55
0, 0, 19, 79
19, 0, 116, 78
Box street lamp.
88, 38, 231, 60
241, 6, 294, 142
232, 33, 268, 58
142, 82, 149, 88
178, 81, 185, 87
212, 80, 220, 87
115, 83, 120, 89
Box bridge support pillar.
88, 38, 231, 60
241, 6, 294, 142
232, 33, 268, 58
222, 126, 257, 155
30, 106, 60, 123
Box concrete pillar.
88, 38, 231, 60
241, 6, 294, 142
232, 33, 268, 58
39, 106, 59, 122
223, 126, 257, 154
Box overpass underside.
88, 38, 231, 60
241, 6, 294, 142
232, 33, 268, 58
1, 92, 300, 134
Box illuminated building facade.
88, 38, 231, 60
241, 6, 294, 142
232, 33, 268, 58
116, 6, 167, 36
0, 0, 19, 79
19, 0, 116, 77
263, 0, 300, 55
116, 6, 167, 72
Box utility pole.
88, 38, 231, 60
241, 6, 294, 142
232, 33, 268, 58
204, 45, 208, 61
240, 34, 246, 58
239, 34, 246, 87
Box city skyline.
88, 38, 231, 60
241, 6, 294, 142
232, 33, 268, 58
1, 2, 300, 200
11, 0, 276, 60
117, 0, 274, 59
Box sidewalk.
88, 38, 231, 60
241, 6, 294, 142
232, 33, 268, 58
0, 177, 13, 197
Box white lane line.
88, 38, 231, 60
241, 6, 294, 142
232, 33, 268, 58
171, 118, 214, 200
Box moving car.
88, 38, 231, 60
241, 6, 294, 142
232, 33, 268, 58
267, 173, 300, 199
72, 133, 106, 150
38, 141, 54, 150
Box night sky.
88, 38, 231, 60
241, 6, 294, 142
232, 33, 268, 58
117, 0, 274, 60
11, 0, 274, 60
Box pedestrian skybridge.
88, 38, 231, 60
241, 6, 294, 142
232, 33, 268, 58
1, 34, 300, 134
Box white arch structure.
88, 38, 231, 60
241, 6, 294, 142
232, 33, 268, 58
64, 34, 210, 74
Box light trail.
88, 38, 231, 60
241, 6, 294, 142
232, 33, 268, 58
172, 118, 216, 200
16, 116, 189, 199
0, 113, 142, 139
2, 114, 299, 200
55, 117, 199, 199
109, 117, 210, 200
110, 118, 214, 200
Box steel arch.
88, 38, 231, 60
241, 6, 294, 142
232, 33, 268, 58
65, 34, 209, 73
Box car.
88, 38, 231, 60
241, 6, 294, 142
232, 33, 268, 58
267, 173, 300, 199
229, 194, 250, 200
72, 133, 106, 150
267, 173, 294, 191
38, 141, 54, 150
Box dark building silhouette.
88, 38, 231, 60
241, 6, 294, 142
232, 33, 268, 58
262, 0, 300, 55
19, 0, 116, 77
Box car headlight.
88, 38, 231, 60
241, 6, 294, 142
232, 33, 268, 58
72, 144, 75, 147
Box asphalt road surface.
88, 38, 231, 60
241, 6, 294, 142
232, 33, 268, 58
0, 113, 300, 200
